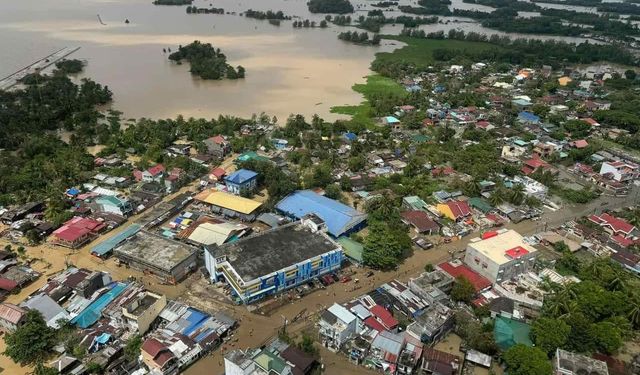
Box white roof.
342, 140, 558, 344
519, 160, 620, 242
188, 222, 244, 246
468, 229, 538, 265
327, 303, 356, 325
466, 349, 492, 367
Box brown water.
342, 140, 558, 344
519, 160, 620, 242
0, 0, 600, 122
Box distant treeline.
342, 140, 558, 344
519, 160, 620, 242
153, 0, 192, 5
462, 0, 539, 10
338, 31, 382, 45
395, 29, 638, 67
186, 6, 224, 14
308, 0, 354, 14
244, 9, 291, 20
168, 41, 245, 80
292, 19, 329, 28
531, 0, 640, 14
351, 14, 438, 32
371, 1, 398, 7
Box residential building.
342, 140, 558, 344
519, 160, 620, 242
588, 213, 636, 238
421, 348, 461, 375
337, 237, 364, 264
318, 303, 360, 351
599, 160, 639, 182
403, 196, 428, 211
367, 330, 404, 370
225, 169, 258, 195
533, 142, 556, 158
408, 270, 454, 304
122, 291, 167, 334
0, 303, 26, 332
401, 210, 440, 235
142, 164, 166, 183
521, 157, 551, 176
93, 195, 134, 217
554, 349, 609, 375
141, 338, 179, 375
20, 293, 71, 329
464, 229, 538, 283
611, 250, 640, 275
203, 135, 231, 158
114, 231, 198, 284
438, 260, 492, 292
276, 190, 367, 237
51, 216, 106, 248
205, 221, 343, 304
406, 302, 454, 344
436, 200, 471, 222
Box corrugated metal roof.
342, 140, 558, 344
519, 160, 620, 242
327, 303, 356, 325
372, 330, 403, 356
0, 303, 25, 325
194, 190, 262, 214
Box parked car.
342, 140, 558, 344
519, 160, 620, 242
414, 238, 434, 250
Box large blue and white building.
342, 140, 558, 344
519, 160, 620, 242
204, 220, 343, 304
224, 169, 258, 195
276, 190, 367, 237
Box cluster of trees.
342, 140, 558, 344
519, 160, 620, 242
338, 31, 381, 45
292, 19, 328, 28
243, 9, 291, 20
168, 41, 245, 80
463, 0, 539, 11
371, 1, 398, 7
153, 0, 192, 4
54, 59, 84, 74
535, 0, 640, 15
329, 15, 351, 25
308, 0, 354, 14
416, 0, 452, 15
185, 6, 224, 14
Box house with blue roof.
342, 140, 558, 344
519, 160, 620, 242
225, 169, 258, 196
383, 116, 401, 131
276, 190, 367, 237
517, 111, 540, 125
342, 132, 357, 142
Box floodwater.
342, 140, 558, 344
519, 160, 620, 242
0, 0, 604, 122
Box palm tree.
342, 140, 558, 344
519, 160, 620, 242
510, 184, 525, 205
489, 189, 504, 207
628, 298, 640, 329
465, 179, 481, 197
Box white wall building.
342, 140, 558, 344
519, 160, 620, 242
318, 304, 360, 351
599, 160, 639, 182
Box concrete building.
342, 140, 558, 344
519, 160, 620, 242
204, 221, 343, 304
599, 160, 639, 182
554, 349, 609, 375
405, 302, 455, 344
114, 231, 197, 284
122, 291, 167, 334
318, 303, 360, 351
464, 229, 538, 283
224, 169, 258, 195
408, 270, 454, 305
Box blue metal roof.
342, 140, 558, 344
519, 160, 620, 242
275, 190, 367, 237
384, 116, 400, 124
343, 132, 357, 141
71, 282, 127, 328
225, 169, 258, 184
518, 111, 540, 122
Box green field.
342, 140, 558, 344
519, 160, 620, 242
331, 74, 407, 128
374, 35, 500, 66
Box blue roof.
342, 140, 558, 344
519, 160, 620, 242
276, 190, 367, 237
225, 169, 258, 185
71, 283, 128, 328
518, 111, 540, 122
384, 116, 400, 124
66, 188, 80, 196
343, 132, 357, 141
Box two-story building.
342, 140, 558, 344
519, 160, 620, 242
224, 169, 258, 196
318, 303, 360, 351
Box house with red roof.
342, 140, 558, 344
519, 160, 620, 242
588, 213, 636, 239
436, 200, 472, 222
400, 211, 440, 235
203, 135, 231, 158
52, 217, 106, 248
437, 260, 492, 292
0, 303, 26, 332
369, 305, 399, 331
521, 157, 550, 176
142, 164, 166, 183
581, 117, 600, 126
599, 160, 639, 182
570, 139, 589, 149
209, 167, 226, 182
141, 338, 178, 375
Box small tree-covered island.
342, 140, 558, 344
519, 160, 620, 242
168, 41, 246, 80
308, 0, 354, 14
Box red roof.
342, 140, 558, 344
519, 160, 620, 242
364, 316, 386, 332
0, 278, 18, 291
209, 135, 227, 144
572, 139, 589, 149
612, 235, 635, 248
525, 157, 548, 169
141, 338, 165, 358
438, 261, 492, 292
446, 200, 471, 219
476, 120, 490, 129
53, 217, 105, 243
0, 303, 25, 325
504, 246, 530, 259
210, 167, 226, 179
482, 231, 498, 240
401, 211, 439, 233
147, 164, 165, 176
582, 118, 599, 126
589, 213, 635, 235
369, 305, 399, 330
133, 169, 143, 182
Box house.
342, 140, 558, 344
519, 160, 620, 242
533, 142, 556, 158
501, 145, 526, 162
337, 237, 364, 264
343, 132, 357, 142
369, 305, 399, 331
401, 211, 440, 235
570, 139, 589, 149
318, 303, 359, 351
408, 270, 454, 304
464, 229, 538, 283
368, 330, 404, 371
588, 213, 636, 238
141, 338, 179, 375
403, 196, 428, 211
122, 292, 167, 334
142, 164, 166, 183
209, 167, 226, 182
421, 348, 461, 375
383, 116, 401, 130
599, 161, 639, 182
517, 111, 540, 124
558, 76, 573, 86
436, 200, 471, 222
611, 250, 640, 275
0, 303, 26, 332
203, 135, 231, 158
521, 157, 550, 176
93, 195, 134, 217
194, 189, 263, 221
582, 117, 600, 127
276, 190, 367, 237
554, 349, 609, 375
51, 217, 106, 248
224, 169, 258, 195
468, 197, 493, 214
406, 302, 455, 344
438, 260, 492, 292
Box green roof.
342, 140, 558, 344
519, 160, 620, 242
337, 237, 364, 263
494, 316, 533, 351
235, 151, 270, 164
96, 195, 126, 208
412, 134, 430, 143
403, 196, 427, 211
468, 197, 493, 214
253, 350, 287, 374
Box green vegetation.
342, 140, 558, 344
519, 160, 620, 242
124, 335, 143, 360
503, 345, 553, 375
338, 31, 381, 45
4, 310, 57, 365
54, 59, 84, 74
168, 41, 245, 80
372, 1, 398, 7
244, 9, 291, 20
451, 276, 476, 303
331, 75, 407, 128
308, 0, 354, 14
153, 0, 192, 4
186, 6, 224, 14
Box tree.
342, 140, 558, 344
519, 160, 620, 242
625, 69, 637, 80
424, 263, 434, 272
3, 310, 56, 365
324, 184, 342, 200
34, 363, 59, 375
124, 335, 142, 361
503, 345, 553, 375
297, 333, 319, 356
363, 221, 411, 270
451, 277, 475, 303
531, 317, 570, 356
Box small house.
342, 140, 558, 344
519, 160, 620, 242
224, 169, 258, 195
